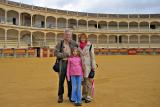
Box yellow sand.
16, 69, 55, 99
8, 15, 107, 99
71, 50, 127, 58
0, 56, 160, 107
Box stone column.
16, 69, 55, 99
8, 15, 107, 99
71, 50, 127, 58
55, 33, 57, 44
55, 18, 57, 29
149, 22, 151, 31
18, 31, 20, 48
19, 12, 21, 26
45, 16, 47, 28
77, 20, 78, 28
107, 35, 109, 44
31, 14, 33, 27
87, 20, 88, 31
138, 23, 140, 31
117, 35, 119, 48
66, 19, 68, 28
117, 22, 119, 30
31, 32, 33, 47
107, 22, 109, 30
149, 34, 151, 48
5, 10, 7, 24
128, 35, 130, 44
44, 33, 46, 46
128, 35, 130, 48
138, 34, 140, 48
106, 35, 109, 48
4, 29, 7, 48
76, 34, 79, 43
97, 35, 99, 48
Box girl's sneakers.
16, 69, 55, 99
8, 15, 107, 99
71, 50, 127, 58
74, 103, 82, 106
82, 97, 85, 101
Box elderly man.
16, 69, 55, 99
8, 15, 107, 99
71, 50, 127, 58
54, 29, 78, 103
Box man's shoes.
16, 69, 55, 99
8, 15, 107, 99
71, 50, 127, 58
74, 103, 82, 106
57, 95, 63, 103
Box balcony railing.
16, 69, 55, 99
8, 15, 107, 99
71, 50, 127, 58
94, 43, 160, 48
1, 21, 160, 33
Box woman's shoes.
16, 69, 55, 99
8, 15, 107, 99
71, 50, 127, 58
82, 96, 92, 103
85, 99, 91, 103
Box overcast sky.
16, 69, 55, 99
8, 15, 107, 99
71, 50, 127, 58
11, 0, 160, 14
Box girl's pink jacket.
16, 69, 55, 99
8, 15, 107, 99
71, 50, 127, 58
67, 56, 83, 81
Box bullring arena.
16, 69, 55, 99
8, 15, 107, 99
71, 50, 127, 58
0, 56, 160, 107
0, 0, 160, 107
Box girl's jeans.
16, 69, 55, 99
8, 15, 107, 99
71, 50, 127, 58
71, 76, 82, 103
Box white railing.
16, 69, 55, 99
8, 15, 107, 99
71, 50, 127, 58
0, 40, 5, 48
1, 21, 160, 33
150, 44, 160, 48
94, 44, 160, 49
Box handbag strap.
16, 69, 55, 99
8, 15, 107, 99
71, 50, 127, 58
56, 40, 63, 61
59, 40, 63, 53
89, 44, 93, 69
89, 44, 92, 52
89, 44, 98, 69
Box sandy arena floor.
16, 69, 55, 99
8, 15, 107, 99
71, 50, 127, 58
0, 56, 160, 107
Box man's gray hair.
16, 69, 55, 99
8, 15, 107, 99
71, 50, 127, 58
64, 29, 72, 35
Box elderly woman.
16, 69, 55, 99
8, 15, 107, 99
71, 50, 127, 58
78, 33, 96, 103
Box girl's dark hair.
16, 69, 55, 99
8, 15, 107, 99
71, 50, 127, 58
71, 47, 80, 56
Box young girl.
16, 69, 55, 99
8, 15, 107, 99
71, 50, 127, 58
67, 47, 83, 106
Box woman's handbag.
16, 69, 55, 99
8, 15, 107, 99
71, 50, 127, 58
88, 69, 95, 78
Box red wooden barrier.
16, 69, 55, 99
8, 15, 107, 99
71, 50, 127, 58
109, 49, 119, 53
145, 48, 153, 54
156, 48, 160, 54
43, 48, 48, 57
15, 49, 26, 55
2, 48, 14, 54
119, 49, 128, 53
28, 48, 35, 55
50, 49, 54, 57
128, 49, 137, 55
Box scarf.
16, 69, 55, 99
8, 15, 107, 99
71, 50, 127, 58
80, 41, 87, 49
